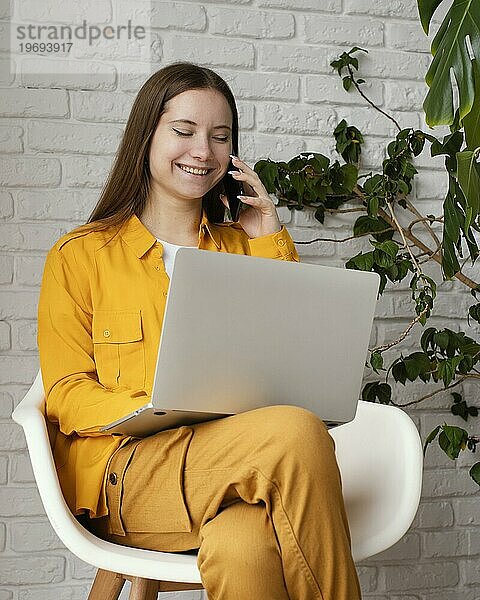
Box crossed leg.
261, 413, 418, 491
197, 500, 290, 600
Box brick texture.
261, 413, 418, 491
2, 1, 480, 598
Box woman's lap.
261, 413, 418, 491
89, 404, 334, 552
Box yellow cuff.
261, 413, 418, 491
247, 225, 298, 260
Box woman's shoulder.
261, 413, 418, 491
48, 220, 121, 260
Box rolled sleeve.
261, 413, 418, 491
247, 225, 300, 262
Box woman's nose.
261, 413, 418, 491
190, 136, 214, 159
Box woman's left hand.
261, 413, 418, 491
220, 155, 282, 239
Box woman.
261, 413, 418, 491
37, 62, 361, 599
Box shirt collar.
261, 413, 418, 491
120, 207, 221, 258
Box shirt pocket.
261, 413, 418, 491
92, 310, 146, 390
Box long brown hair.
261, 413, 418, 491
84, 62, 239, 232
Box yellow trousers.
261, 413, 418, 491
88, 405, 362, 599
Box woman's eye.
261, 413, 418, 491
172, 129, 229, 142
173, 129, 192, 136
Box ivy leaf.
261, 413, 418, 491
371, 240, 399, 258
346, 251, 374, 272
451, 391, 479, 421
376, 383, 392, 404
314, 205, 325, 224
353, 215, 394, 242
410, 130, 427, 156
361, 382, 377, 402
452, 391, 462, 403
361, 381, 391, 404
340, 163, 359, 191
433, 330, 450, 350
367, 196, 379, 217
370, 351, 384, 373
392, 359, 408, 385
469, 303, 480, 324
403, 352, 433, 381
421, 327, 437, 353
471, 284, 480, 299
254, 160, 278, 193
334, 121, 364, 164
342, 76, 352, 91
349, 46, 368, 56
470, 462, 480, 485
438, 424, 468, 459
437, 355, 463, 386
423, 424, 441, 456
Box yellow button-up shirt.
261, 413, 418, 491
37, 209, 300, 518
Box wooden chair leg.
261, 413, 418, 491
157, 581, 204, 592
129, 577, 158, 600
88, 568, 125, 600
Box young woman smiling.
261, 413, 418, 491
37, 62, 361, 599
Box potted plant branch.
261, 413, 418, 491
249, 0, 480, 484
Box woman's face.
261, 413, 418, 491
148, 88, 234, 204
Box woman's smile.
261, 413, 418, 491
175, 163, 215, 177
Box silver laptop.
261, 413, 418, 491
101, 248, 380, 437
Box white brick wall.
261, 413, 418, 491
2, 0, 480, 598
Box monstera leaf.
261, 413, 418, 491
418, 0, 446, 34
418, 0, 480, 127
462, 59, 480, 151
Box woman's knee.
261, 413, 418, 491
255, 404, 333, 451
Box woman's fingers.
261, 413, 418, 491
225, 156, 282, 236
229, 155, 268, 199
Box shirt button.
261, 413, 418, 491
155, 265, 161, 270
163, 291, 168, 298
277, 239, 285, 246
103, 329, 111, 338
109, 472, 118, 485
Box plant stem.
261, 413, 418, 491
294, 228, 394, 244
390, 374, 480, 407
377, 208, 479, 290
348, 65, 402, 132
370, 309, 429, 353
386, 199, 423, 277
390, 377, 465, 407
405, 198, 442, 249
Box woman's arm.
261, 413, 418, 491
37, 247, 149, 437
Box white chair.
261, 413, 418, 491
12, 369, 423, 599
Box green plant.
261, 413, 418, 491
253, 1, 480, 484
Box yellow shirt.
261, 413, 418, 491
37, 209, 300, 518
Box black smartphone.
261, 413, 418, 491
223, 159, 244, 222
